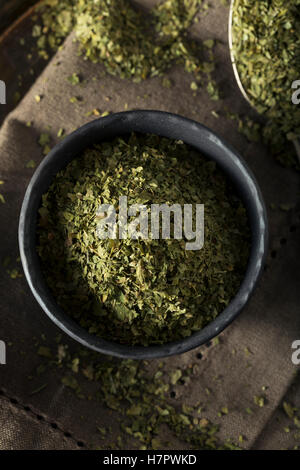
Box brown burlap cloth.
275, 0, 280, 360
0, 1, 300, 450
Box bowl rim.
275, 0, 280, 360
18, 110, 268, 359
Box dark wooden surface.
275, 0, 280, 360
0, 1, 53, 125
0, 0, 37, 35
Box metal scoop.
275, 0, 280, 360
228, 0, 300, 162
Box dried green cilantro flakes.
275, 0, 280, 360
232, 0, 300, 167
37, 133, 250, 346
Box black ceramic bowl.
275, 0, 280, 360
19, 110, 268, 359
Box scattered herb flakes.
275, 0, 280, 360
34, 341, 240, 450
38, 133, 51, 155
221, 406, 228, 415
38, 133, 50, 147
37, 346, 52, 358
75, 0, 201, 81
162, 78, 173, 89
82, 364, 94, 381
69, 96, 78, 104
57, 128, 65, 138
85, 109, 102, 117
13, 92, 21, 104
97, 426, 107, 438
32, 24, 42, 38
57, 344, 67, 363
244, 347, 252, 357
203, 39, 214, 49
67, 72, 81, 85
199, 418, 209, 428
36, 0, 219, 99
170, 369, 182, 385
254, 396, 265, 408
294, 416, 300, 429
71, 357, 80, 373
238, 117, 261, 144
61, 375, 80, 392
26, 160, 36, 169
30, 383, 48, 395
283, 401, 295, 419
43, 145, 51, 156
37, 133, 250, 346
207, 81, 220, 101
7, 268, 22, 279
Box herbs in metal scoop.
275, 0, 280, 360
37, 133, 250, 346
231, 0, 300, 167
